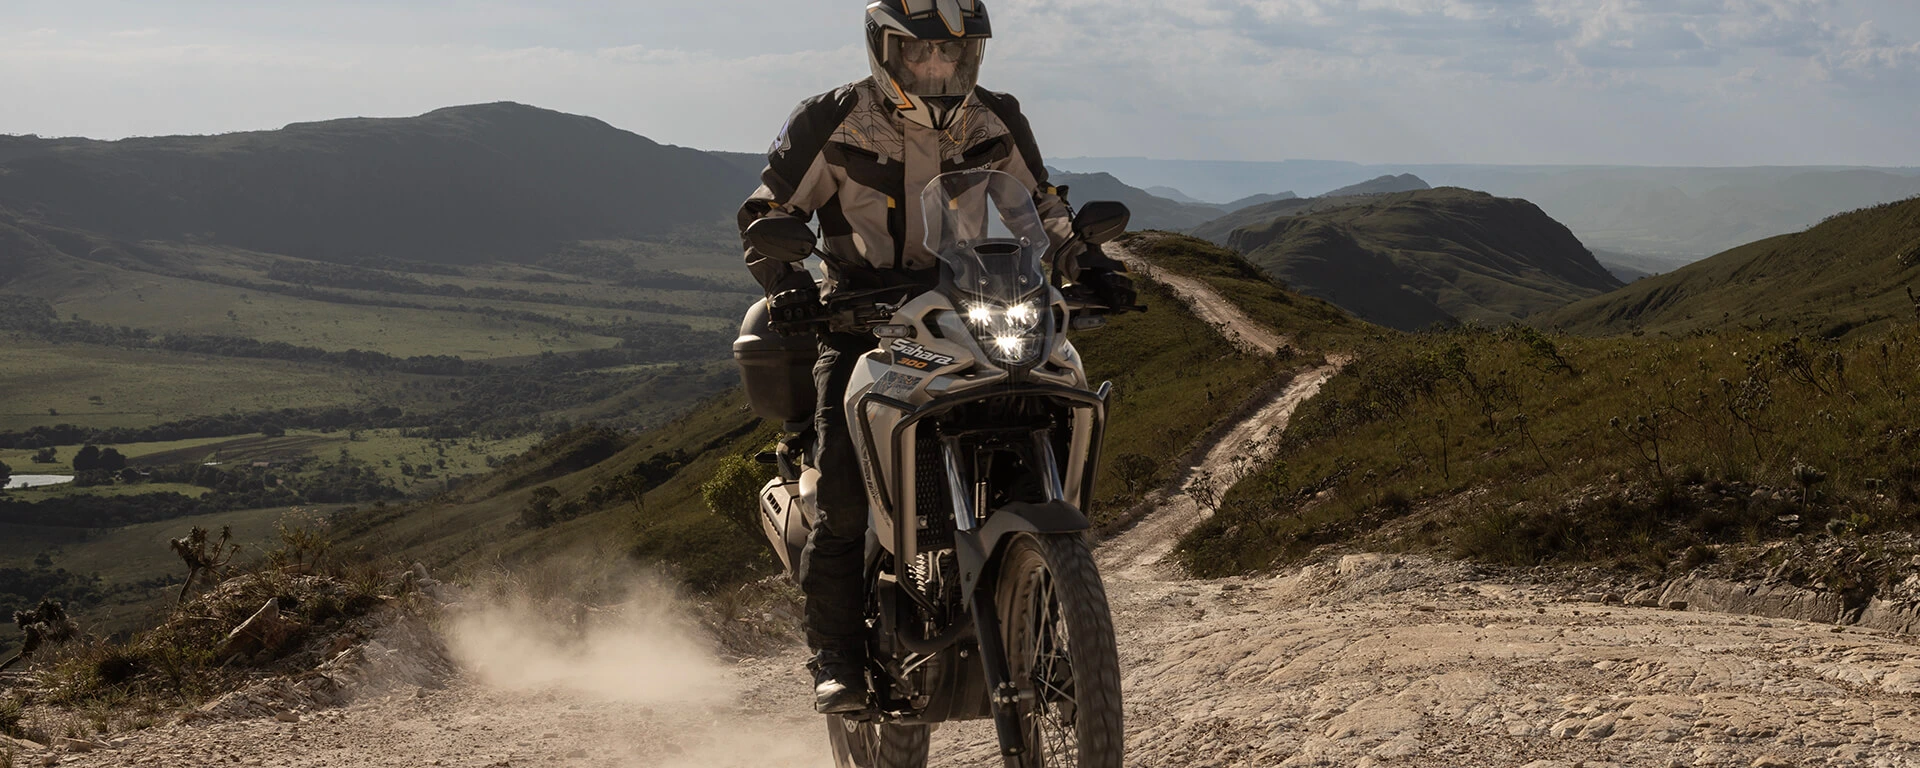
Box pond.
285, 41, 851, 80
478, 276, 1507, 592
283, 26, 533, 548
5, 474, 75, 489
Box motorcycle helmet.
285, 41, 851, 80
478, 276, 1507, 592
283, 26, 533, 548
865, 0, 991, 130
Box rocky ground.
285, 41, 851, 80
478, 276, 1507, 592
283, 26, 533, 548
9, 246, 1920, 768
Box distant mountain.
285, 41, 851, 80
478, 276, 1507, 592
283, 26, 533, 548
707, 150, 768, 179
1221, 191, 1299, 210
1591, 249, 1694, 283
1048, 172, 1226, 231
0, 102, 758, 265
1320, 174, 1430, 198
1050, 158, 1371, 206
1051, 158, 1920, 260
1145, 185, 1206, 204
1543, 196, 1920, 338
1223, 188, 1622, 331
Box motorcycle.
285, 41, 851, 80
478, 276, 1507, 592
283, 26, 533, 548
732, 169, 1136, 768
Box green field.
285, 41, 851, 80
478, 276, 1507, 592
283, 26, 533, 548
4, 482, 211, 501
2, 430, 545, 490
0, 435, 238, 467
45, 271, 625, 359
0, 340, 400, 431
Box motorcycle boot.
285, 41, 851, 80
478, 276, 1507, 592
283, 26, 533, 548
808, 648, 869, 714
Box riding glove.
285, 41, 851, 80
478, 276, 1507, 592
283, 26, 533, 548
1078, 268, 1137, 311
768, 286, 826, 336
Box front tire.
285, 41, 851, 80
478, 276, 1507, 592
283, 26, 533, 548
995, 532, 1125, 767
827, 715, 929, 768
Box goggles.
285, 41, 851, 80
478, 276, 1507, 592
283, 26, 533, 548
899, 39, 970, 64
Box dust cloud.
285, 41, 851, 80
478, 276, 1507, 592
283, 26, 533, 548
440, 557, 832, 767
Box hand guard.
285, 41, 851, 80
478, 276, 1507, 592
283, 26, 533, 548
767, 286, 826, 336
1077, 268, 1137, 312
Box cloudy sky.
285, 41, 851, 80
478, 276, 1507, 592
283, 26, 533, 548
3, 0, 1917, 166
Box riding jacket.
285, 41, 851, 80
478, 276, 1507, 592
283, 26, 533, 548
738, 77, 1114, 299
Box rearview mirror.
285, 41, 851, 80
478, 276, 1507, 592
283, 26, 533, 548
1073, 201, 1130, 245
746, 216, 818, 263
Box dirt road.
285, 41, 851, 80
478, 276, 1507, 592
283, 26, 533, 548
36, 250, 1920, 768
1113, 244, 1289, 357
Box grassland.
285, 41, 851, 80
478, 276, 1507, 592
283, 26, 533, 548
1, 504, 341, 657
0, 339, 401, 431
1177, 322, 1920, 577
41, 270, 625, 360
1545, 195, 1920, 339
1117, 231, 1369, 355
1, 430, 545, 491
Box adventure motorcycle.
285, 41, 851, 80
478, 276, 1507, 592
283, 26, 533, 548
732, 170, 1136, 768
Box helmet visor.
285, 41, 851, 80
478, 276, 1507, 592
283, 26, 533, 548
881, 36, 984, 97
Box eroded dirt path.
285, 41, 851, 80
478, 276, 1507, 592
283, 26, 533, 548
36, 248, 1920, 768
1112, 242, 1289, 357
1098, 364, 1338, 581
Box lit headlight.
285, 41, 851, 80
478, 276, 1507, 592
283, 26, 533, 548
963, 299, 1046, 365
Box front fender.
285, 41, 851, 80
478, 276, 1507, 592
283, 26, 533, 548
954, 500, 1090, 605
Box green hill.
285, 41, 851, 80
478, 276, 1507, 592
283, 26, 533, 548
1542, 196, 1920, 338
1189, 194, 1383, 245
1217, 188, 1621, 331
0, 102, 756, 265
1319, 173, 1430, 198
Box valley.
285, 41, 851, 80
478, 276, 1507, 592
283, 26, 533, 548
13, 232, 1920, 768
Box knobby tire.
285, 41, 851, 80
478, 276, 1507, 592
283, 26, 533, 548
995, 532, 1125, 767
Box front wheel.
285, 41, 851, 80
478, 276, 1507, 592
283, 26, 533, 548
995, 532, 1125, 767
827, 715, 929, 768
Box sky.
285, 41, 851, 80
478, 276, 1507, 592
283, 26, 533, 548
2, 0, 1917, 166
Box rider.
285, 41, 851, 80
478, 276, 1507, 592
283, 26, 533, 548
736, 0, 1137, 714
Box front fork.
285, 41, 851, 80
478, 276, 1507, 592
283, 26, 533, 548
946, 428, 1074, 764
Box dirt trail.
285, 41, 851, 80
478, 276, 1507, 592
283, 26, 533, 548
1099, 365, 1337, 581
32, 249, 1920, 768
1098, 238, 1341, 579
1114, 245, 1289, 357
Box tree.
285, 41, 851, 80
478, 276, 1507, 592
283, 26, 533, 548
702, 455, 772, 540
170, 526, 237, 604
31, 446, 57, 463
1112, 453, 1161, 499
0, 459, 11, 489
72, 445, 101, 473
97, 448, 128, 473
517, 486, 563, 528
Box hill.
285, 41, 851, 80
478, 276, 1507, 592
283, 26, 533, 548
1189, 195, 1387, 245
1320, 173, 1430, 197
1223, 188, 1622, 331
1048, 172, 1227, 231
1221, 191, 1299, 210
1145, 185, 1207, 204
1052, 158, 1920, 260
0, 102, 756, 265
1544, 196, 1920, 338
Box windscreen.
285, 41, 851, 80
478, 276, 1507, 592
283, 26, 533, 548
921, 169, 1052, 367
920, 169, 1049, 305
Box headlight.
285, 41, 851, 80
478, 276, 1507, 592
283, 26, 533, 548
963, 298, 1046, 366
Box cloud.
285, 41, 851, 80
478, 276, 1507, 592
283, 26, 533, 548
1, 0, 1917, 165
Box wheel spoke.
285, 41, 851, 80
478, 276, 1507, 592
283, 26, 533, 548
1021, 563, 1083, 767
